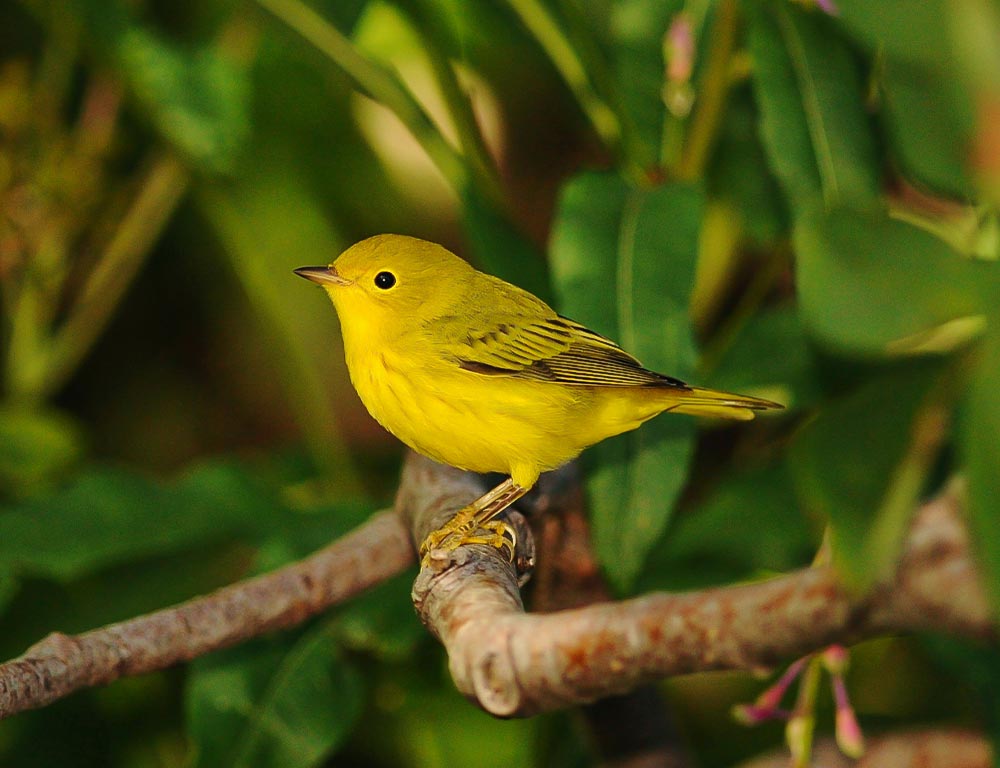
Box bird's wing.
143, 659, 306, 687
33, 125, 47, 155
437, 313, 688, 389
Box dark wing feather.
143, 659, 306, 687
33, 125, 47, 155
446, 314, 688, 390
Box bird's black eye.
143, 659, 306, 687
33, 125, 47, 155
374, 271, 396, 290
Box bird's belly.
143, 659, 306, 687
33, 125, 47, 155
347, 348, 590, 480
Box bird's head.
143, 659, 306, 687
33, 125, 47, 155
296, 234, 474, 334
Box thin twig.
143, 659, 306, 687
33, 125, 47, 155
0, 511, 414, 720
253, 0, 469, 194
395, 1, 504, 205
502, 0, 634, 171
675, 0, 739, 180
42, 152, 190, 397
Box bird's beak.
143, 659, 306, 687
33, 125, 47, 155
294, 265, 352, 286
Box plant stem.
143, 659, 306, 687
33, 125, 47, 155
697, 243, 788, 377
425, 49, 503, 203
675, 0, 739, 180
4, 274, 47, 402
787, 655, 822, 768
42, 152, 190, 397
503, 0, 642, 177
660, 110, 687, 174
399, 4, 504, 205
33, 3, 79, 130
196, 181, 364, 496
254, 0, 469, 195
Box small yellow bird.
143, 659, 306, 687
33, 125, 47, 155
296, 234, 781, 561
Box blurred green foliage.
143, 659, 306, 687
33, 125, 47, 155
0, 0, 998, 765
551, 174, 701, 589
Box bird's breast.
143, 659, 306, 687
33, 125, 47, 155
341, 338, 590, 481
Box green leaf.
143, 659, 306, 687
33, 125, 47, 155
881, 58, 977, 199
72, 2, 250, 172
0, 571, 18, 616
121, 31, 250, 173
961, 322, 1000, 613
921, 634, 1000, 745
0, 407, 83, 497
364, 653, 539, 768
834, 0, 950, 68
550, 172, 701, 591
708, 84, 789, 245
706, 306, 820, 412
332, 572, 424, 661
186, 622, 364, 768
0, 461, 283, 581
794, 206, 994, 355
606, 0, 685, 167
746, 2, 879, 212
639, 462, 816, 592
790, 360, 949, 591
460, 184, 550, 301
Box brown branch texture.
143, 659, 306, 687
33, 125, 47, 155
404, 457, 992, 716
0, 511, 413, 719
0, 452, 994, 723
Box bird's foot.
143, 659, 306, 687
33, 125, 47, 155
418, 507, 476, 558
418, 478, 529, 566
454, 520, 517, 560
419, 517, 516, 565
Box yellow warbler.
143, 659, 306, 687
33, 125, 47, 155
296, 234, 781, 560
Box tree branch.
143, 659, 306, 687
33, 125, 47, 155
529, 472, 694, 768
0, 510, 414, 720
408, 463, 993, 717
0, 452, 993, 728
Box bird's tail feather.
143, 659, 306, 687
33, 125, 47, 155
660, 386, 783, 421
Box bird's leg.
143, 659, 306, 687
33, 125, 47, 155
419, 477, 529, 563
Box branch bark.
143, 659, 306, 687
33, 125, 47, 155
0, 452, 994, 729
529, 472, 694, 768
0, 510, 414, 720
406, 457, 993, 717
